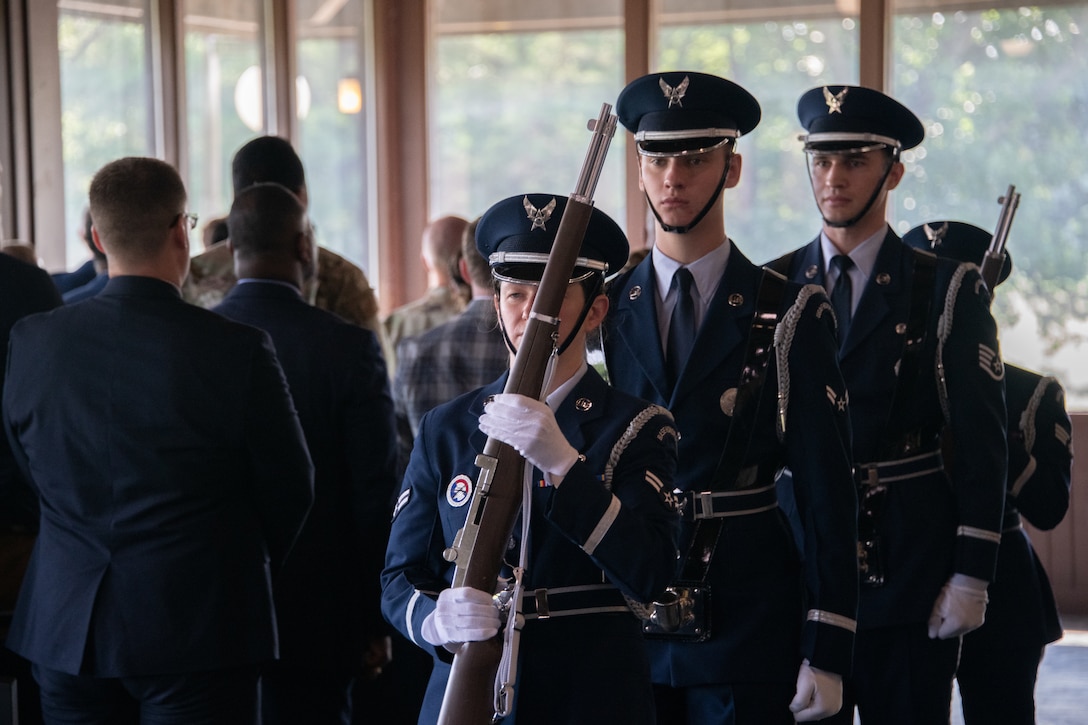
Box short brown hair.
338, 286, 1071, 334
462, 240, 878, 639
88, 157, 186, 264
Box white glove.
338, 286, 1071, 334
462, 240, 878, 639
789, 659, 843, 722
420, 587, 501, 651
927, 573, 988, 639
478, 393, 578, 484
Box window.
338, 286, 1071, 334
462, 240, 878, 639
656, 0, 860, 261
295, 0, 373, 269
891, 1, 1088, 407
184, 0, 264, 250
58, 0, 155, 264
429, 1, 626, 227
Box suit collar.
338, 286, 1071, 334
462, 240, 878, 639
227, 279, 306, 303
102, 275, 182, 300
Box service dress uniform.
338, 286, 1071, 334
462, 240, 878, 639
903, 221, 1071, 725
381, 194, 681, 725
605, 71, 859, 725
772, 91, 1008, 725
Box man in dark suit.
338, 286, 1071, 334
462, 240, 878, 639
213, 182, 396, 725
0, 254, 60, 725
2, 156, 314, 725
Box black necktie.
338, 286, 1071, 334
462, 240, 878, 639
666, 267, 696, 385
829, 254, 854, 341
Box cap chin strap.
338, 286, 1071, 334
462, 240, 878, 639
644, 154, 732, 235
495, 276, 604, 358
811, 150, 897, 229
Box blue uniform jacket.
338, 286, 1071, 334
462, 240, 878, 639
381, 367, 680, 724
774, 232, 1007, 629
963, 364, 1070, 653
2, 276, 314, 677
603, 245, 858, 685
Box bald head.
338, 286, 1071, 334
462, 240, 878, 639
422, 216, 469, 287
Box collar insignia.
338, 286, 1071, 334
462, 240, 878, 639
523, 196, 557, 231
660, 76, 690, 108
823, 86, 848, 114
923, 222, 950, 249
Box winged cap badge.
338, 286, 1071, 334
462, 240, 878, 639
923, 221, 950, 248
823, 86, 848, 114
523, 196, 557, 231
660, 76, 690, 108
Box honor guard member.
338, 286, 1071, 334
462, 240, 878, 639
904, 220, 1071, 725
605, 71, 858, 724
769, 87, 1008, 725
380, 193, 681, 724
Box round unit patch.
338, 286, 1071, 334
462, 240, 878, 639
446, 474, 474, 508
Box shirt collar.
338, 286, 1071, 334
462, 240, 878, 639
819, 224, 887, 280
651, 238, 731, 303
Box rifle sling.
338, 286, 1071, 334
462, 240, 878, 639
677, 269, 786, 584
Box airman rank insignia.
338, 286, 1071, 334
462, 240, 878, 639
978, 344, 1004, 380
1055, 423, 1072, 452
826, 384, 848, 412
823, 86, 848, 114
392, 487, 411, 521
720, 388, 737, 416
446, 474, 474, 507
645, 470, 680, 512
628, 285, 642, 301
659, 75, 690, 108
523, 196, 557, 231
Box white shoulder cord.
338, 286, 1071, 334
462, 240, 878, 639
493, 350, 558, 718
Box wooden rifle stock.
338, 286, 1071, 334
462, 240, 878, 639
437, 104, 617, 725
980, 184, 1020, 292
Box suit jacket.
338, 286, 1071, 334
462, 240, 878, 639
381, 368, 679, 723
2, 275, 314, 677
0, 255, 62, 527
391, 298, 508, 476
773, 231, 1007, 629
603, 245, 858, 684
215, 280, 397, 671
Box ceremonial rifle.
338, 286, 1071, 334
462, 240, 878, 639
436, 103, 618, 725
980, 184, 1020, 292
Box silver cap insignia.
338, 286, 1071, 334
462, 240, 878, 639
823, 86, 848, 114
660, 76, 690, 108
523, 196, 557, 231
923, 221, 950, 249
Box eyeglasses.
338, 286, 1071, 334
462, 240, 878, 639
173, 211, 199, 231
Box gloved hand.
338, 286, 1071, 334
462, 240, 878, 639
789, 659, 843, 722
421, 587, 501, 651
479, 393, 578, 484
927, 573, 989, 639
